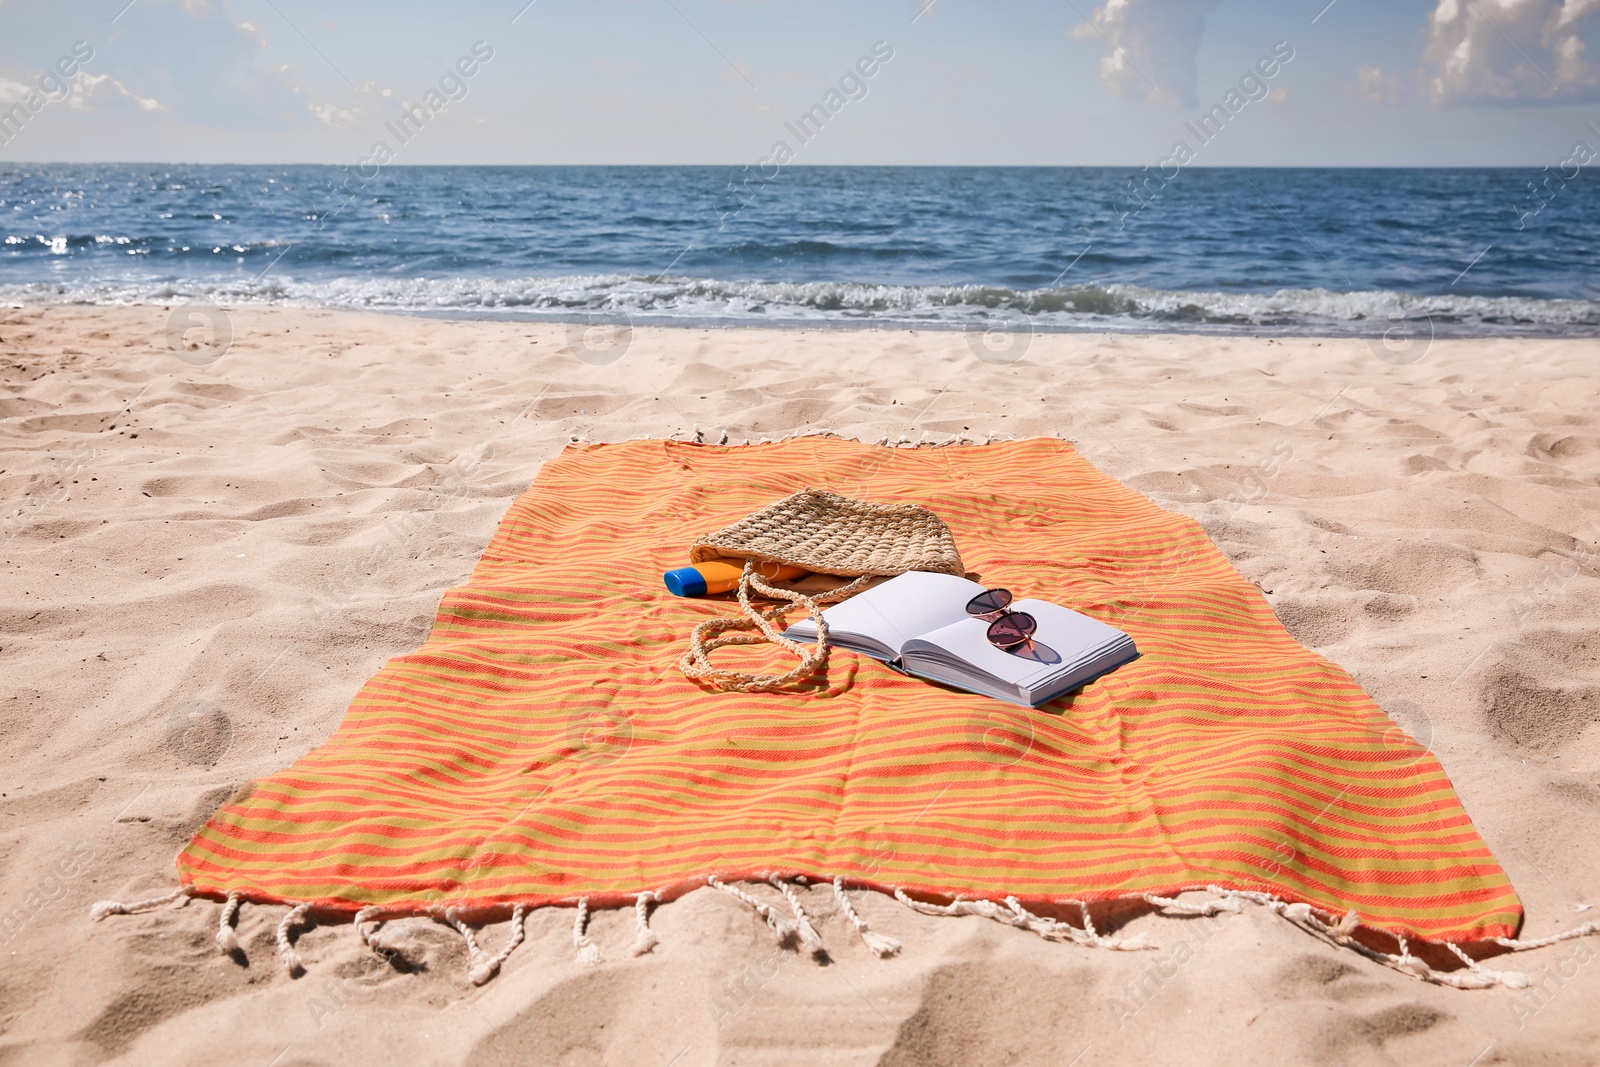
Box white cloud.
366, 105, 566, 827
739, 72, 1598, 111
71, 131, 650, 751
307, 101, 357, 127
70, 71, 169, 111
0, 77, 32, 104
234, 21, 267, 48
306, 79, 392, 127
1356, 64, 1404, 104
1426, 0, 1600, 104
0, 66, 165, 113
1070, 0, 1221, 106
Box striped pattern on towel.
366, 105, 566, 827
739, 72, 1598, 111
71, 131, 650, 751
178, 437, 1522, 942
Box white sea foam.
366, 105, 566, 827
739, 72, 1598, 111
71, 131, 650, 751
2, 274, 1596, 335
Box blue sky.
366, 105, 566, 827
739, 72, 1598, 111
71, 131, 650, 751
2, 0, 1599, 165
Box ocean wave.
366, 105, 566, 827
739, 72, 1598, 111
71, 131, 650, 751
3, 274, 1597, 335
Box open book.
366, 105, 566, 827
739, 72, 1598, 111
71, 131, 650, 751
783, 571, 1138, 707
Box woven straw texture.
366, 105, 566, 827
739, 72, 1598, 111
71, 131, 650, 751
176, 438, 1521, 943
689, 489, 964, 578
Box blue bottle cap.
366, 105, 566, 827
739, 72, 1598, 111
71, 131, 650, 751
663, 567, 707, 597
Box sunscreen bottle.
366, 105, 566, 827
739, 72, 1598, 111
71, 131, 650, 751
663, 558, 809, 597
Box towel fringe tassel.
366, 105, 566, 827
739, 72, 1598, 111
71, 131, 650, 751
832, 878, 901, 958
353, 905, 385, 955
216, 891, 243, 956
1188, 886, 1535, 990
708, 875, 797, 944
631, 892, 660, 957
444, 906, 483, 962
1142, 891, 1245, 917
767, 875, 826, 957
470, 905, 526, 985
891, 889, 1149, 951
88, 877, 1597, 989
568, 430, 1019, 449
276, 903, 311, 976
88, 885, 190, 922
443, 905, 528, 984
1494, 921, 1600, 952
573, 898, 604, 965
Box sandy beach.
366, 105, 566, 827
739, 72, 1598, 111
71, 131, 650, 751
1, 303, 1596, 1066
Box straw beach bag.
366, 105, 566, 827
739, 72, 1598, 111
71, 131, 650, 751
679, 490, 964, 693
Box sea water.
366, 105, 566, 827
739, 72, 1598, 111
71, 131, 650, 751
3, 164, 1596, 336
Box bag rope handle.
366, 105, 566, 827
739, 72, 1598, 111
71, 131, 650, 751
679, 561, 874, 693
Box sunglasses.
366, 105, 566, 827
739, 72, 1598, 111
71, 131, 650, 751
964, 588, 1037, 652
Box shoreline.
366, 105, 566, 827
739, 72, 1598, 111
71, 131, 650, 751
402, 306, 1600, 341
9, 298, 1600, 342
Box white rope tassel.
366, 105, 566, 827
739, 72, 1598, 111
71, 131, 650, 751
215, 891, 243, 955
898, 891, 1013, 925
1284, 904, 1529, 990
831, 878, 900, 958
708, 875, 797, 943
353, 905, 382, 951
573, 898, 604, 965
1494, 921, 1600, 951
631, 892, 660, 957
1197, 886, 1534, 990
1142, 891, 1245, 917
768, 876, 826, 957
1012, 896, 1148, 951
1078, 901, 1100, 941
89, 885, 189, 922
891, 889, 1148, 951
469, 905, 526, 986
1442, 940, 1531, 989
276, 903, 311, 976
445, 906, 484, 962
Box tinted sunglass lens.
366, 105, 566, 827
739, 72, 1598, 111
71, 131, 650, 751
966, 588, 1013, 617
987, 612, 1036, 648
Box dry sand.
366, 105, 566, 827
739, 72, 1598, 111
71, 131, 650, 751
1, 304, 1597, 1066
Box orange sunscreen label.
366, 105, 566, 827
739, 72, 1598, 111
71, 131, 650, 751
663, 558, 810, 596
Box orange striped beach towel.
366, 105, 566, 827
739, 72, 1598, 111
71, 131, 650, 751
170, 437, 1525, 968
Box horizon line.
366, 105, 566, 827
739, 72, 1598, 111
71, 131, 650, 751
0, 161, 1553, 170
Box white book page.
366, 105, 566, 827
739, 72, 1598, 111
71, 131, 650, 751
903, 598, 1132, 689
784, 571, 983, 658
